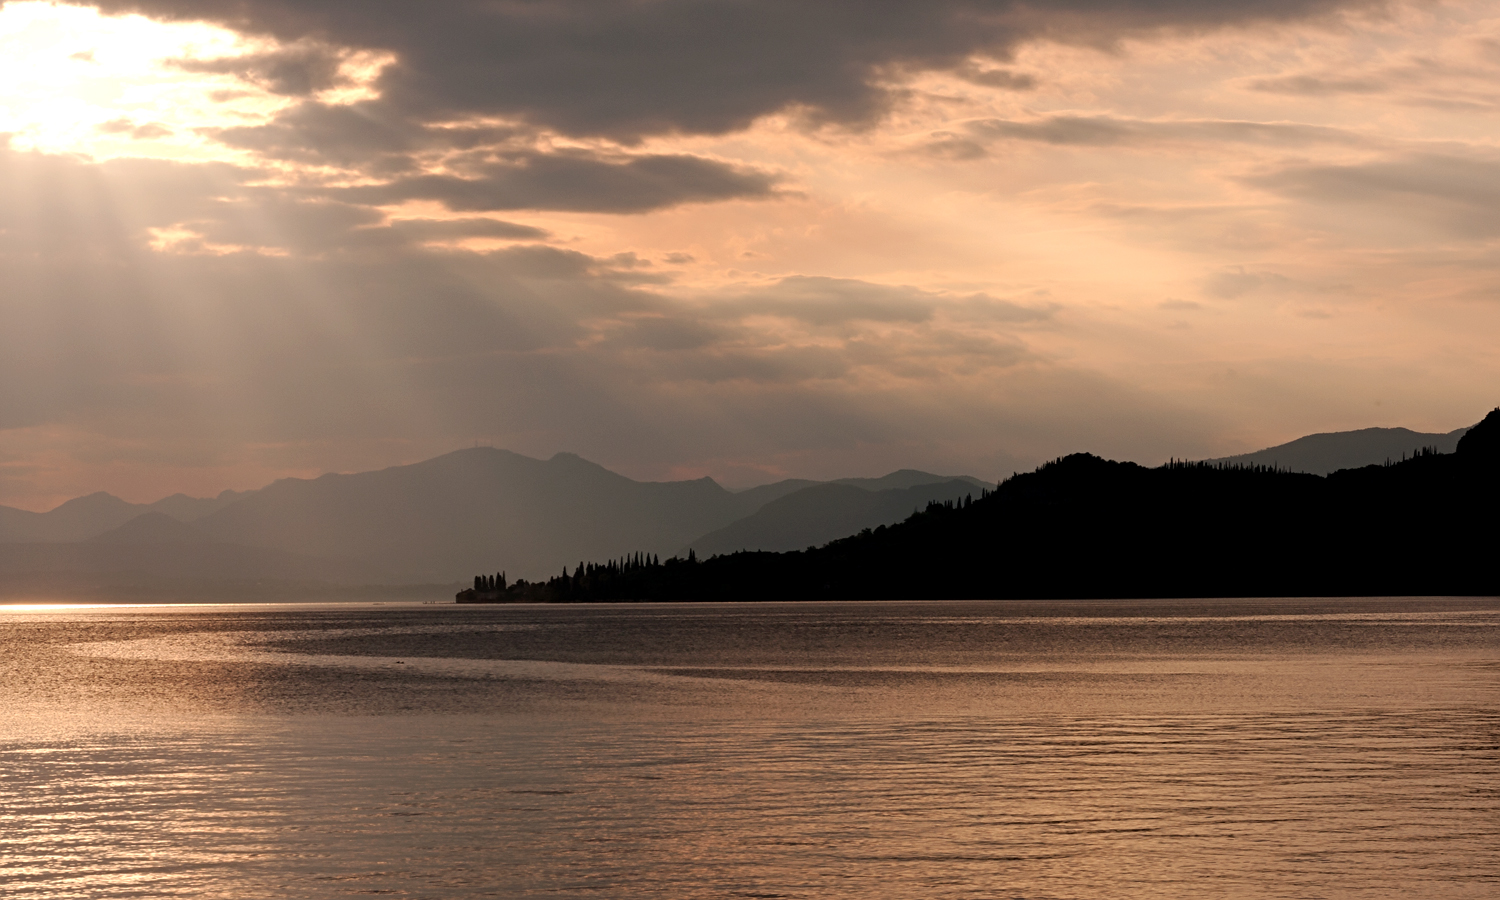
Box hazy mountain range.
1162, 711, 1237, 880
0, 418, 1476, 596
1204, 425, 1470, 474
0, 450, 989, 594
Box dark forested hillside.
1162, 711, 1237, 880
475, 408, 1500, 602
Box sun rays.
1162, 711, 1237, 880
0, 1, 384, 164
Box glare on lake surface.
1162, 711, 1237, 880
1, 597, 1497, 898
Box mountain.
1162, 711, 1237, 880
830, 470, 990, 492
729, 469, 986, 509
1204, 425, 1470, 475
0, 492, 148, 543
729, 478, 823, 510
687, 478, 982, 557
0, 450, 996, 587
146, 489, 249, 522
189, 448, 759, 582
90, 512, 212, 544
496, 407, 1500, 603
0, 488, 250, 544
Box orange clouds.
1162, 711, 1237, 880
0, 0, 1496, 509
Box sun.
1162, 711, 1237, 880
0, 1, 383, 164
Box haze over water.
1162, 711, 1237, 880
3, 597, 1497, 898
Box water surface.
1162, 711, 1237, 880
2, 597, 1497, 898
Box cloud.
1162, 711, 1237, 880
720, 276, 937, 326
329, 150, 781, 214
1245, 154, 1500, 237
963, 114, 1366, 148
1204, 267, 1293, 299
83, 0, 1387, 234
384, 217, 548, 243
0, 123, 1296, 517
1247, 74, 1388, 95
96, 118, 175, 140
94, 0, 1383, 141
955, 62, 1038, 90
610, 317, 724, 352
948, 294, 1060, 323
169, 41, 350, 96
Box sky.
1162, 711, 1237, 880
1, 0, 1497, 510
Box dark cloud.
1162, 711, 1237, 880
1245, 154, 1500, 237
169, 42, 349, 96
919, 131, 991, 161
1247, 74, 1388, 95
94, 0, 1382, 141
955, 63, 1038, 90
329, 150, 780, 214
206, 101, 420, 167
97, 0, 1384, 224
384, 217, 548, 242
964, 114, 1365, 148
609, 317, 724, 352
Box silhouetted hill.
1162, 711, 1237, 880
687, 478, 981, 557
1205, 425, 1470, 474
1457, 409, 1500, 456
492, 408, 1500, 602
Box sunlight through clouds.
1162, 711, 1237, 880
1, 0, 1498, 508
0, 1, 384, 164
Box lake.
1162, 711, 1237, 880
2, 597, 1497, 898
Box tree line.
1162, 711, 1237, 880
462, 408, 1500, 602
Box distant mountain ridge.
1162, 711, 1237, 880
727, 470, 988, 509
184, 448, 750, 582
1203, 425, 1470, 475
0, 451, 994, 588
0, 488, 247, 543
688, 478, 982, 557
0, 413, 1486, 598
